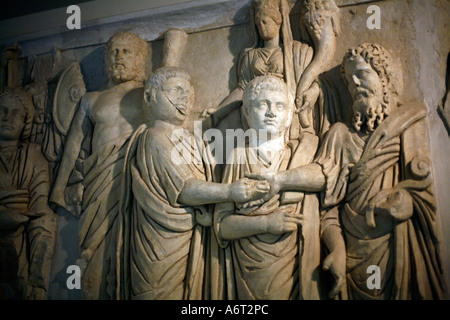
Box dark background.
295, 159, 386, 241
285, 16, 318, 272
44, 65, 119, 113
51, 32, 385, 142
0, 0, 93, 20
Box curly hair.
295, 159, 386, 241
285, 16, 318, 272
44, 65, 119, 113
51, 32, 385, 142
341, 43, 398, 111
0, 87, 34, 141
145, 66, 193, 104
105, 31, 148, 82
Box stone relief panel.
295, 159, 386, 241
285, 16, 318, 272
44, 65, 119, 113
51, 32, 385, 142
0, 0, 448, 300
0, 88, 57, 299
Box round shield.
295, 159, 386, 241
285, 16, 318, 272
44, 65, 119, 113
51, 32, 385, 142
53, 61, 86, 135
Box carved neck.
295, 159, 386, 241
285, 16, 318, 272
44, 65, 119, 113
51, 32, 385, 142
0, 140, 19, 151
152, 119, 183, 133
109, 79, 142, 90
249, 133, 286, 152
264, 35, 280, 50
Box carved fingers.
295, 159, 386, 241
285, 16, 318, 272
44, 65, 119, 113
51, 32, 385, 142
296, 82, 320, 128
369, 187, 413, 222
295, 81, 320, 114
200, 107, 217, 118
266, 206, 302, 235
230, 177, 270, 204
244, 171, 281, 203
322, 250, 346, 299
195, 208, 212, 227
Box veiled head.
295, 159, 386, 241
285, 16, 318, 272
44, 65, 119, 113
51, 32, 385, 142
252, 0, 282, 41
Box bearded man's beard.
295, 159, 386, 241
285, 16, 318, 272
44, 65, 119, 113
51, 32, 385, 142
107, 62, 140, 83
351, 95, 388, 133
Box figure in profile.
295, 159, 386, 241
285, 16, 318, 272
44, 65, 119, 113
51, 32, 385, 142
244, 44, 447, 300
118, 67, 270, 300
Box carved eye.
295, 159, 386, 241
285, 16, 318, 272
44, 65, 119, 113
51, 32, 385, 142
276, 103, 285, 111
255, 102, 267, 110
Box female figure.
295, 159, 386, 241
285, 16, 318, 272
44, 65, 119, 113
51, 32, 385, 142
207, 0, 340, 141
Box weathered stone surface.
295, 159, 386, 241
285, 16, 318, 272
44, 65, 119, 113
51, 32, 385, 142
0, 0, 448, 300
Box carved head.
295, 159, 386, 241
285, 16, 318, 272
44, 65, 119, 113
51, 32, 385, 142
252, 0, 283, 41
301, 0, 339, 41
342, 43, 397, 133
243, 75, 293, 139
105, 31, 148, 84
0, 88, 34, 142
144, 67, 194, 126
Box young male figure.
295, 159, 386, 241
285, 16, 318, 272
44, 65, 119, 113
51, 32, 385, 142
118, 67, 270, 300
0, 88, 57, 299
213, 75, 324, 300
245, 44, 446, 299
50, 32, 148, 299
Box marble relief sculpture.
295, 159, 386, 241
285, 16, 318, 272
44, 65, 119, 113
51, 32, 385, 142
0, 0, 446, 302
245, 43, 446, 300
117, 67, 270, 300
207, 0, 340, 140
213, 75, 315, 299
50, 31, 149, 299
0, 88, 57, 299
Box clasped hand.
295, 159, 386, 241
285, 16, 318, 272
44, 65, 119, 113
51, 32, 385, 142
232, 172, 281, 209
367, 186, 413, 223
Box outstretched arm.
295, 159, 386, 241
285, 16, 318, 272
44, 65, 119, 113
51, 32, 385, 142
242, 163, 326, 208
178, 177, 270, 206
49, 100, 90, 208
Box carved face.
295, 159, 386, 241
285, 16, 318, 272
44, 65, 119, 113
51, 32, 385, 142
344, 56, 383, 104
150, 76, 194, 126
244, 88, 291, 137
106, 39, 141, 83
344, 56, 385, 132
0, 96, 26, 142
255, 14, 281, 41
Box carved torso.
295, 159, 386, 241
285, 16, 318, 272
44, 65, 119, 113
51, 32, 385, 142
88, 82, 145, 150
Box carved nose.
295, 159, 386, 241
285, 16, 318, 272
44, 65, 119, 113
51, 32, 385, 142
265, 107, 275, 118
352, 75, 361, 86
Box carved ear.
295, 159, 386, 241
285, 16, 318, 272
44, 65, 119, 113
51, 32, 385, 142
144, 89, 153, 105
242, 102, 250, 120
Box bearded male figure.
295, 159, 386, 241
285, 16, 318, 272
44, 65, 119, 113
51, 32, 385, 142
50, 32, 148, 299
245, 44, 446, 299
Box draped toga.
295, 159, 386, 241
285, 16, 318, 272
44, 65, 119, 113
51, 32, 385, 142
78, 132, 129, 299
317, 103, 446, 300
213, 140, 324, 300
0, 143, 57, 299
117, 125, 211, 300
